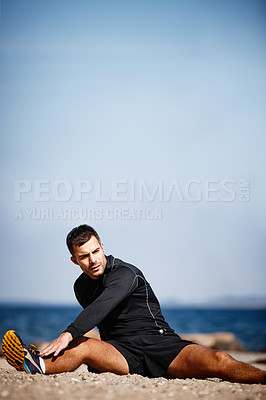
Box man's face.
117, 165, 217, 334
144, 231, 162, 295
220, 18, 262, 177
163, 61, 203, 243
71, 235, 107, 279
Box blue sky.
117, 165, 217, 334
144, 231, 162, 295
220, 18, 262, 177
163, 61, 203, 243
0, 0, 265, 305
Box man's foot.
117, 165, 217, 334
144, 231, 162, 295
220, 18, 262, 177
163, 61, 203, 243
2, 330, 44, 374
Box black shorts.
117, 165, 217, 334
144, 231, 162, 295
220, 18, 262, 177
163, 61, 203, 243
104, 334, 193, 378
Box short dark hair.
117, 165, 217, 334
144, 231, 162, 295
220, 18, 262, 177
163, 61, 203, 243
66, 224, 101, 256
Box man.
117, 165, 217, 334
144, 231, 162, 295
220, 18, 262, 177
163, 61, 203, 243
2, 225, 266, 383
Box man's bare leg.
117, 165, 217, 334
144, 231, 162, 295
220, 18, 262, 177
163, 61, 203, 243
43, 337, 129, 375
167, 344, 266, 384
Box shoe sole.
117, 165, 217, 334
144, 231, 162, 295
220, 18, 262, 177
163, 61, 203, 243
2, 330, 28, 373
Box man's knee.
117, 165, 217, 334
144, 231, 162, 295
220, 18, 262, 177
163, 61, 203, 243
66, 337, 100, 364
212, 351, 234, 370
68, 336, 90, 349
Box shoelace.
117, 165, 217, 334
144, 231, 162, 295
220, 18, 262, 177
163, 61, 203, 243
28, 344, 40, 357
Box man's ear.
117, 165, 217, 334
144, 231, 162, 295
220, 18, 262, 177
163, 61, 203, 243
101, 242, 104, 252
71, 256, 79, 265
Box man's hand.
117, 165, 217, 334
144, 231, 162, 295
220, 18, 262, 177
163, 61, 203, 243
39, 332, 73, 357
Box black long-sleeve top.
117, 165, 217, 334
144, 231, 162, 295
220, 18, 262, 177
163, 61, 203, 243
64, 255, 176, 341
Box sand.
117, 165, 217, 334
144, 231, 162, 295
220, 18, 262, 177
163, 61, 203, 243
0, 353, 266, 400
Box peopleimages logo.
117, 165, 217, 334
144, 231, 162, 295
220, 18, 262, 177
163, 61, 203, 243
14, 179, 250, 203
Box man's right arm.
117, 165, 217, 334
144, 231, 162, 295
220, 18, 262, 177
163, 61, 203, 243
65, 266, 138, 340
39, 331, 73, 357
39, 274, 90, 358
40, 266, 138, 356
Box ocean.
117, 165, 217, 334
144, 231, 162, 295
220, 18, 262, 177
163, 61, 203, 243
0, 304, 265, 352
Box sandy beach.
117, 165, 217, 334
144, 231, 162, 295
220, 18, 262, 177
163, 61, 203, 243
1, 352, 265, 400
